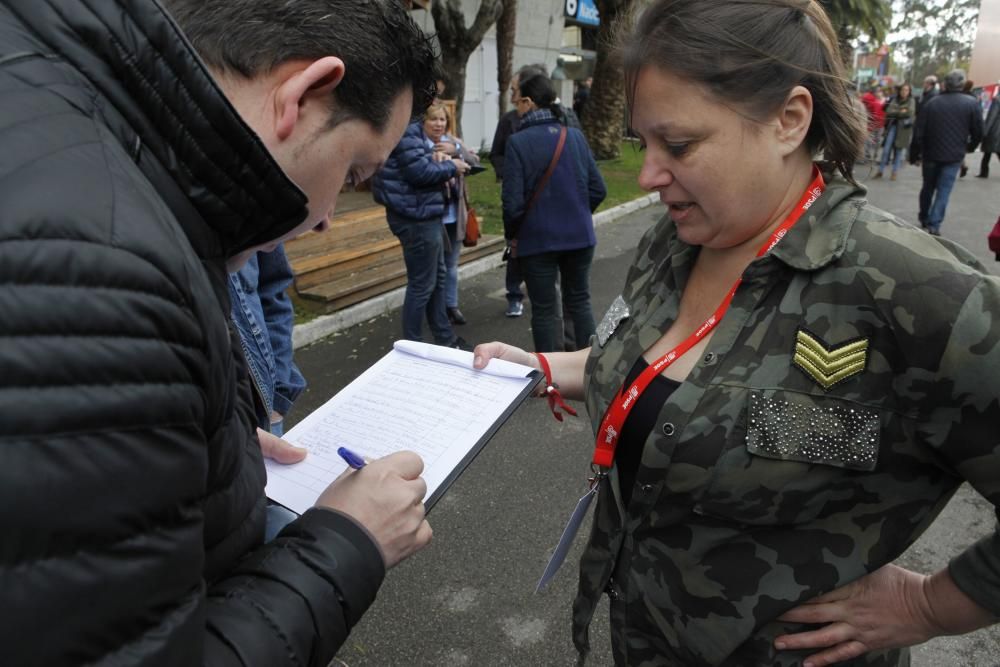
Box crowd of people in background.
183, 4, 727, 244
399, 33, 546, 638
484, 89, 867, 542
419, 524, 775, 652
857, 70, 994, 235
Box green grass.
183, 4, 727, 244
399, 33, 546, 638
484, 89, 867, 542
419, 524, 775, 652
468, 140, 648, 236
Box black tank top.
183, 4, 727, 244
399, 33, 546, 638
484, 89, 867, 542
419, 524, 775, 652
616, 356, 681, 508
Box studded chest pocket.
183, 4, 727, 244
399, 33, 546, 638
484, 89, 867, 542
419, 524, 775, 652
694, 388, 881, 526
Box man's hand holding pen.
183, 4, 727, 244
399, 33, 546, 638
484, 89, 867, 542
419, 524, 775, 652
315, 450, 432, 569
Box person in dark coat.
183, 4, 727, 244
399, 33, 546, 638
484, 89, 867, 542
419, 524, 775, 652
491, 64, 583, 324
978, 89, 1000, 178
913, 69, 984, 235
0, 1, 437, 664
502, 72, 607, 352
909, 74, 940, 163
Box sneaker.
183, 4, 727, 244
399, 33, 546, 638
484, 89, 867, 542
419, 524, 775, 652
505, 300, 524, 318
873, 171, 883, 179
977, 173, 988, 178
447, 306, 467, 325
928, 228, 941, 236
447, 336, 473, 351
890, 172, 897, 181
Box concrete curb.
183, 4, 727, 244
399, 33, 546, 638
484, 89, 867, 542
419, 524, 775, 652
292, 191, 660, 349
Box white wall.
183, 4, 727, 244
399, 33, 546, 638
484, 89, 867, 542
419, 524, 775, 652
462, 33, 500, 152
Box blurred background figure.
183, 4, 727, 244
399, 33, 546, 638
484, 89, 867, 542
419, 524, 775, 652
861, 84, 886, 163
979, 85, 1000, 178
876, 83, 915, 181
573, 76, 593, 120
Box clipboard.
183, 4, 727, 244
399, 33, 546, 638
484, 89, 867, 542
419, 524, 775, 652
265, 341, 543, 513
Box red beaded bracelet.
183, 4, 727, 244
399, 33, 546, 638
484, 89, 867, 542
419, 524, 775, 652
532, 353, 578, 422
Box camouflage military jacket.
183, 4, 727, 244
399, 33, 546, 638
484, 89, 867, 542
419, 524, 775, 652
575, 177, 1000, 666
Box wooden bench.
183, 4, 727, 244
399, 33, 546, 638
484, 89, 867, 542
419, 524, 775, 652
286, 201, 503, 314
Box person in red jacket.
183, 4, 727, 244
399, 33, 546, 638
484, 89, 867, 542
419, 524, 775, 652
861, 84, 887, 163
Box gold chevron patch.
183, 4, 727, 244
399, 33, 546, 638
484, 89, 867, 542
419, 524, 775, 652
793, 329, 868, 390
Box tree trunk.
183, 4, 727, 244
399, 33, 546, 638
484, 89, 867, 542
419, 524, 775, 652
496, 0, 517, 117
582, 0, 633, 160
431, 0, 502, 137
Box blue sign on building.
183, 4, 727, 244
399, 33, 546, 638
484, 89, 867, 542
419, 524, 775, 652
565, 0, 600, 27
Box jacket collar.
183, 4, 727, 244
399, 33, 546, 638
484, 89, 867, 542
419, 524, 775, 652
519, 108, 559, 129
767, 176, 866, 271
660, 171, 866, 274
3, 0, 308, 260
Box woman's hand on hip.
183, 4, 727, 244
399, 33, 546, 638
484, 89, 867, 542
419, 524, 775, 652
773, 564, 993, 666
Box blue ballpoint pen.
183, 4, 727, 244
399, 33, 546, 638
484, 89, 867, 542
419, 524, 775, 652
337, 446, 367, 470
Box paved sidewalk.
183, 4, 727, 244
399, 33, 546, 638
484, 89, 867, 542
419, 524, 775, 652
289, 156, 1000, 666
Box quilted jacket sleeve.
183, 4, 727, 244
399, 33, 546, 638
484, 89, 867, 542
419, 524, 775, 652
204, 509, 385, 666
397, 129, 458, 188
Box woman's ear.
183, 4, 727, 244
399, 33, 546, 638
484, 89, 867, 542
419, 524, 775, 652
274, 57, 346, 141
774, 85, 813, 157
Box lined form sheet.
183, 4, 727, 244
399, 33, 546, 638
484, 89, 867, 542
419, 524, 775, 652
265, 342, 540, 514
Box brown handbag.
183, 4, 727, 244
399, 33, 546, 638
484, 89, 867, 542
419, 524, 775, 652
463, 204, 480, 247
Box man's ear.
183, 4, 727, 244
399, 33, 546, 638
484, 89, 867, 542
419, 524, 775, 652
775, 85, 813, 156
274, 57, 346, 141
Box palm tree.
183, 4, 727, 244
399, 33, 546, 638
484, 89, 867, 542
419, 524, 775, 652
581, 0, 635, 160
819, 0, 892, 57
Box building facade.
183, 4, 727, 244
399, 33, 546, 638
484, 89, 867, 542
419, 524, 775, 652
409, 0, 598, 151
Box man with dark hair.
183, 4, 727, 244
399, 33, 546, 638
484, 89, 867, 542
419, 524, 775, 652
0, 1, 437, 664
913, 69, 984, 235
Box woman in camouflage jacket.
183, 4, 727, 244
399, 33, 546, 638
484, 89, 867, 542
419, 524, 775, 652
475, 1, 1000, 665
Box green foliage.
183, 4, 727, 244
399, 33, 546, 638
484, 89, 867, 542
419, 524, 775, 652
469, 141, 648, 236
820, 0, 892, 45
888, 0, 980, 84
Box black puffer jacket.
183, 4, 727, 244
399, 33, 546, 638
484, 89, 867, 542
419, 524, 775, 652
0, 1, 383, 665
913, 89, 984, 162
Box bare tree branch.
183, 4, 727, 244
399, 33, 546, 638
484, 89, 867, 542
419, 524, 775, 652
431, 0, 503, 135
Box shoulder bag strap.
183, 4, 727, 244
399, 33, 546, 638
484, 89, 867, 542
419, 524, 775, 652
508, 125, 568, 241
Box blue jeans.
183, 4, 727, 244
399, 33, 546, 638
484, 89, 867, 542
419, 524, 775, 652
444, 222, 460, 308
919, 161, 962, 232
878, 125, 905, 174
389, 218, 454, 344
519, 246, 596, 352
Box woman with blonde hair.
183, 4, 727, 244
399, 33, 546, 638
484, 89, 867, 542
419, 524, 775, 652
423, 101, 479, 325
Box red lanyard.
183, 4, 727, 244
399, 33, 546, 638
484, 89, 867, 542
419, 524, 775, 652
592, 168, 826, 468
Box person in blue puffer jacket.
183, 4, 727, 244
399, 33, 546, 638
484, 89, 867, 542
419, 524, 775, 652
373, 120, 471, 347
503, 71, 607, 352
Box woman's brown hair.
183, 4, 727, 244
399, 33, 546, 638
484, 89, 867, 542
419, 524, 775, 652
622, 0, 866, 183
